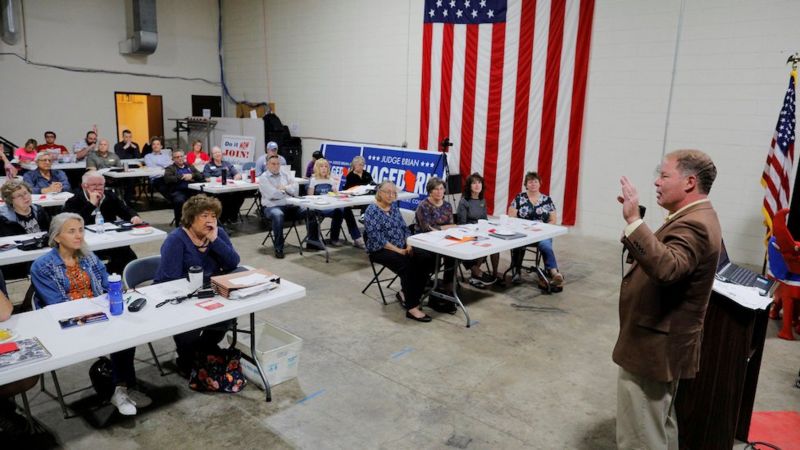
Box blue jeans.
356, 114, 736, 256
263, 205, 305, 251
511, 238, 558, 271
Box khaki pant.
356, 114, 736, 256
616, 367, 680, 450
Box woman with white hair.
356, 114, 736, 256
30, 213, 148, 416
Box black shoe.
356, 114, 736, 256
274, 249, 285, 259
405, 311, 432, 322
429, 300, 457, 315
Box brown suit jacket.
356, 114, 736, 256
612, 201, 722, 383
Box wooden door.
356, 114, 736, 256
147, 95, 164, 139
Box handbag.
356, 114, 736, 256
188, 347, 247, 393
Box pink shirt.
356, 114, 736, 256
15, 147, 38, 162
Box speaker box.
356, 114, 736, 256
447, 174, 463, 195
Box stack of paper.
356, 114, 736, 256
211, 269, 279, 299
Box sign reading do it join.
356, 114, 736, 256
220, 135, 256, 165
321, 142, 446, 210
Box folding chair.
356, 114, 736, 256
360, 230, 399, 305
504, 245, 558, 293
122, 255, 168, 376
259, 205, 304, 254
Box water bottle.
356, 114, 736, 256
95, 210, 105, 234
221, 167, 228, 185
108, 273, 124, 316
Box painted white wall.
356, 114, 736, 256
221, 0, 800, 265
0, 0, 222, 149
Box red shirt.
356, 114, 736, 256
187, 151, 209, 165
37, 144, 69, 155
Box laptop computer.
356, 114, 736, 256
716, 240, 773, 294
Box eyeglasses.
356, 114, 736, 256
156, 294, 190, 308
11, 191, 31, 200
380, 190, 397, 196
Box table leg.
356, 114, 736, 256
304, 211, 329, 263
424, 255, 472, 327
248, 313, 272, 402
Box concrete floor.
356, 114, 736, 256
6, 205, 800, 449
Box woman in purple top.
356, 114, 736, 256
154, 195, 240, 375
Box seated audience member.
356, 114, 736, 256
31, 213, 149, 415
0, 270, 39, 436
0, 181, 51, 280
202, 146, 245, 224
343, 155, 374, 189
186, 140, 209, 170
113, 129, 141, 160
414, 176, 458, 313
153, 195, 240, 375
163, 150, 204, 225
0, 144, 18, 178
64, 172, 141, 275
22, 152, 70, 194
143, 136, 172, 198
508, 171, 563, 286
0, 180, 51, 236
14, 139, 38, 170
258, 155, 305, 258
36, 131, 69, 159
364, 181, 435, 322
305, 150, 323, 178
456, 172, 500, 287
71, 128, 98, 161
308, 158, 365, 248
255, 141, 287, 176
85, 138, 122, 170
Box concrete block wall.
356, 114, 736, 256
221, 0, 800, 265
0, 0, 222, 148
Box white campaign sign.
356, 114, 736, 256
221, 135, 256, 165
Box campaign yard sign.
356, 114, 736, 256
321, 142, 446, 210
220, 135, 256, 165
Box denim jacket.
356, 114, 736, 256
31, 248, 109, 307
22, 169, 71, 194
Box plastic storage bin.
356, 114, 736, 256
226, 321, 302, 390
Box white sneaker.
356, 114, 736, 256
110, 386, 137, 416
127, 388, 152, 409
353, 237, 366, 249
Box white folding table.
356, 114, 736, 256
0, 277, 306, 403
407, 219, 568, 327
0, 227, 167, 266
286, 192, 418, 262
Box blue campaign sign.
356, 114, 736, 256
321, 143, 362, 190
362, 146, 445, 210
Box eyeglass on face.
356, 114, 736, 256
12, 190, 31, 200
380, 189, 397, 196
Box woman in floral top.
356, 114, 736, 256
364, 181, 435, 322
508, 171, 564, 287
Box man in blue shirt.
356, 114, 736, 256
255, 141, 287, 176
22, 152, 70, 194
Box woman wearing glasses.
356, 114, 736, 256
31, 213, 148, 416
363, 181, 434, 322
154, 195, 240, 375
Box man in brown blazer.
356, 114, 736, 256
614, 149, 722, 449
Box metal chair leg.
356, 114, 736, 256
50, 372, 68, 419
148, 343, 166, 376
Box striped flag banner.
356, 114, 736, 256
761, 71, 797, 237
419, 0, 595, 224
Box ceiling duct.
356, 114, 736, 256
119, 0, 157, 55
0, 0, 20, 45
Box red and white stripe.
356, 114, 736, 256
419, 0, 594, 224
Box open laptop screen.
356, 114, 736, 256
717, 239, 731, 272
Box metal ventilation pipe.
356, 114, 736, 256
119, 0, 157, 55
0, 0, 20, 45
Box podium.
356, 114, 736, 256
675, 286, 770, 449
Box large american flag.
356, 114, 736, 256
419, 0, 595, 224
762, 72, 796, 234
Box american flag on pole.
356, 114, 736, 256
761, 72, 796, 236
419, 0, 595, 224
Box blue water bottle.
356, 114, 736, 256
108, 273, 124, 316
